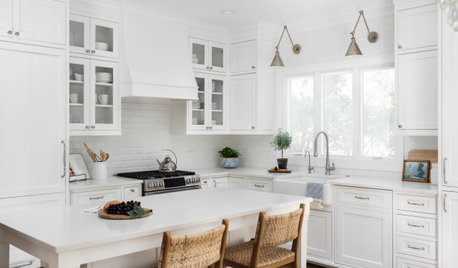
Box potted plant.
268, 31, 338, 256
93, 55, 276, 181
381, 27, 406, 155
218, 147, 241, 169
271, 129, 292, 170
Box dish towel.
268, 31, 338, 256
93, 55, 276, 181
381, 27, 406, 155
306, 182, 332, 206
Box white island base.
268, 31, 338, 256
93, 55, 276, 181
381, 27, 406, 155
0, 189, 311, 268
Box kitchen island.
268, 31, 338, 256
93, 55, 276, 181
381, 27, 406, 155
0, 188, 312, 268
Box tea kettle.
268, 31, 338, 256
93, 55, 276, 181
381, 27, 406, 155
156, 149, 178, 172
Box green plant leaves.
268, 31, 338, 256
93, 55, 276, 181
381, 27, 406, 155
127, 204, 147, 219
218, 147, 241, 158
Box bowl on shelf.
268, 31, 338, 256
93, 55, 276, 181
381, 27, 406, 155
95, 42, 109, 51
96, 72, 112, 83
74, 73, 83, 81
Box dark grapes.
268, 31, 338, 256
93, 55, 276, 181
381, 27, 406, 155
106, 201, 142, 215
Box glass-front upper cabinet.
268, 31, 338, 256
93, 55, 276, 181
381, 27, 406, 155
70, 15, 118, 59
69, 57, 119, 135
188, 73, 227, 132
189, 37, 226, 73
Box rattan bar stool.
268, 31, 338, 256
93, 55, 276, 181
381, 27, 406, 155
157, 219, 229, 268
223, 204, 306, 268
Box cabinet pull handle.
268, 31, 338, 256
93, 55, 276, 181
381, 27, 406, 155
61, 140, 66, 178
444, 193, 448, 212
86, 49, 91, 53
7, 30, 12, 35
407, 245, 425, 251
251, 66, 256, 69
407, 222, 425, 228
85, 125, 90, 129
89, 196, 104, 200
254, 184, 265, 188
407, 200, 424, 206
14, 32, 20, 36
251, 126, 255, 130
398, 44, 403, 49
354, 195, 369, 200
91, 125, 96, 129
398, 124, 403, 128
91, 50, 96, 54
130, 188, 135, 192
443, 157, 448, 184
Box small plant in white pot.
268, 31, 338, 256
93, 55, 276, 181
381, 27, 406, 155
271, 129, 292, 170
218, 147, 241, 169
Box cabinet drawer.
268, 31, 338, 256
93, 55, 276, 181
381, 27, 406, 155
71, 188, 122, 205
396, 258, 436, 268
123, 186, 141, 199
336, 187, 392, 209
397, 235, 436, 260
395, 194, 436, 214
245, 179, 272, 192
397, 215, 436, 237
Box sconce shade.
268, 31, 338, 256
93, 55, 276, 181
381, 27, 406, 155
270, 50, 285, 67
345, 36, 363, 56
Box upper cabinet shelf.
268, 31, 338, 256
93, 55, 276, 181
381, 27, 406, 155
189, 37, 227, 73
70, 14, 119, 60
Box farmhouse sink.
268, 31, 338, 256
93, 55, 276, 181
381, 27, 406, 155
273, 173, 347, 197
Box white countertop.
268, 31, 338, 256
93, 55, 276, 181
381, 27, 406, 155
69, 176, 142, 192
0, 189, 311, 253
196, 167, 282, 179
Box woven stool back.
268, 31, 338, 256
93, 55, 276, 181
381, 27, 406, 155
255, 204, 305, 247
158, 219, 229, 268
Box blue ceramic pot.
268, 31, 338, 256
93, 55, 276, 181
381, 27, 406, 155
221, 158, 239, 169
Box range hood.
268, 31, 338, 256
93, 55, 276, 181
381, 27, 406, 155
120, 14, 198, 100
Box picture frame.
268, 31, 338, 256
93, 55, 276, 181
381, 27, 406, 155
402, 160, 430, 183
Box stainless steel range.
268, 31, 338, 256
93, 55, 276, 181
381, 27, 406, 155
117, 170, 201, 196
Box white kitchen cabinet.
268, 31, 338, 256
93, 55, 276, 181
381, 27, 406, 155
229, 177, 244, 189
0, 0, 66, 47
189, 37, 226, 73
396, 4, 438, 54
0, 42, 67, 199
308, 210, 333, 261
397, 50, 438, 131
69, 57, 120, 135
71, 188, 122, 205
335, 187, 392, 268
245, 179, 273, 192
230, 40, 257, 75
187, 73, 228, 133
200, 178, 228, 189
441, 192, 458, 268
70, 15, 118, 59
123, 185, 141, 200
230, 74, 256, 131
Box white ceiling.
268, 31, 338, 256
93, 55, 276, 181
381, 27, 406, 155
123, 0, 392, 29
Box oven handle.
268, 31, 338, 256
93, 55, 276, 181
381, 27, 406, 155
143, 185, 201, 196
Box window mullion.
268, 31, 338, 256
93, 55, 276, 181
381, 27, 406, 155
314, 72, 322, 154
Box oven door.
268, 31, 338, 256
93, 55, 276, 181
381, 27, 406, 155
144, 185, 201, 196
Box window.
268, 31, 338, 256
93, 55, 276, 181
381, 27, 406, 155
323, 72, 353, 156
362, 69, 395, 158
289, 76, 314, 153
287, 67, 396, 160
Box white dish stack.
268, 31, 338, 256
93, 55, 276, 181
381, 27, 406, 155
96, 72, 112, 83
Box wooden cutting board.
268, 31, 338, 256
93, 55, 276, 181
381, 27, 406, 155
268, 168, 292, 173
98, 208, 153, 220
408, 150, 438, 164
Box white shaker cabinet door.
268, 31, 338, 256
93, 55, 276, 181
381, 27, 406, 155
335, 205, 392, 268
230, 40, 256, 75
398, 50, 438, 130
13, 0, 67, 46
441, 191, 458, 268
230, 74, 256, 131
308, 210, 333, 261
0, 0, 13, 38
0, 42, 67, 198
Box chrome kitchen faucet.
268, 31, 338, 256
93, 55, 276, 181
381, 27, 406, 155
313, 131, 336, 175
304, 151, 314, 174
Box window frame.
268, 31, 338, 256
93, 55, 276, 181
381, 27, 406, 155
276, 58, 403, 172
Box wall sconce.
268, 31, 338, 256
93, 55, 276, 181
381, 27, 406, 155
270, 25, 301, 67
345, 10, 379, 56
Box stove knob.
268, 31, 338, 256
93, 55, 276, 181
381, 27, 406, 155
192, 177, 196, 183
148, 183, 153, 188
154, 182, 159, 187
197, 178, 200, 182
160, 182, 164, 187
186, 178, 190, 183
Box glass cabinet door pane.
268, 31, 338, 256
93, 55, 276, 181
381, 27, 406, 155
70, 21, 85, 49
69, 63, 85, 124
211, 78, 224, 126
94, 66, 114, 125
212, 46, 224, 68
95, 25, 114, 53
192, 77, 205, 126
192, 43, 206, 65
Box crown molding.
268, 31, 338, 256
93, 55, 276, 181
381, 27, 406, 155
70, 0, 121, 22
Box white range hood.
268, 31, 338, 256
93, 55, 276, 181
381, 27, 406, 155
120, 14, 198, 100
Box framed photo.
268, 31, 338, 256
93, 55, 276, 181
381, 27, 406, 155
402, 160, 430, 183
